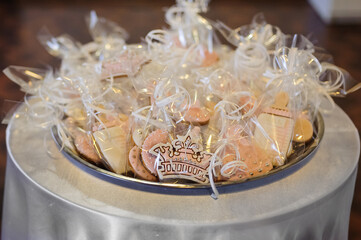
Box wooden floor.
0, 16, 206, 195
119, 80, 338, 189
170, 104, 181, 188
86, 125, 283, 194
0, 0, 360, 238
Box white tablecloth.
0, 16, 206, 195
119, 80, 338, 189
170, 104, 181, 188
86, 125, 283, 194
2, 104, 360, 240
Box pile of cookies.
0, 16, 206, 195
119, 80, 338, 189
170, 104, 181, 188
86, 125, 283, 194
4, 0, 351, 189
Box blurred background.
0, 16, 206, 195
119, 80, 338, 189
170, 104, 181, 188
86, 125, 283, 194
0, 0, 360, 238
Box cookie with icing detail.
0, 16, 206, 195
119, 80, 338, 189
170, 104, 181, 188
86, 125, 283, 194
141, 129, 169, 175
129, 146, 157, 181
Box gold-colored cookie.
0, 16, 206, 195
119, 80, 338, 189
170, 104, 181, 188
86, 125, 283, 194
293, 117, 313, 142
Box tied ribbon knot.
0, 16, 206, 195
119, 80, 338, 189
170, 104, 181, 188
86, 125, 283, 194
265, 39, 345, 112
131, 79, 191, 130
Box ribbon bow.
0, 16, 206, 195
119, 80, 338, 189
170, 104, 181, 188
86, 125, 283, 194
265, 34, 345, 112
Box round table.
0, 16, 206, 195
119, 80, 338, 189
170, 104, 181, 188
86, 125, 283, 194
2, 103, 359, 240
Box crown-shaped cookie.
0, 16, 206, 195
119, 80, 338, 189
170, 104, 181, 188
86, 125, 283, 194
149, 133, 213, 184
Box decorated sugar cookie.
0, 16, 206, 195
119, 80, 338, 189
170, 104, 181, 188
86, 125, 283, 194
74, 131, 102, 165
184, 107, 210, 125
293, 116, 313, 142
141, 129, 169, 175
129, 146, 157, 181
64, 118, 102, 165
93, 126, 128, 174
221, 142, 273, 181
101, 51, 149, 78
150, 133, 213, 184
132, 128, 144, 147
254, 92, 295, 166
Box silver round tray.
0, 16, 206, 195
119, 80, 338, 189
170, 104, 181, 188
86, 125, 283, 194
52, 113, 324, 195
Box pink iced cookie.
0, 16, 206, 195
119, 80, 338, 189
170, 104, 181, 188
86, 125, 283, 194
141, 129, 169, 175
102, 52, 148, 78
129, 146, 157, 182
74, 131, 101, 165
184, 107, 210, 125
221, 143, 273, 181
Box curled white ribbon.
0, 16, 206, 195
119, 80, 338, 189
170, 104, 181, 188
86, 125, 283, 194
234, 42, 269, 82
267, 45, 345, 112
215, 15, 283, 52
131, 79, 191, 130
146, 30, 168, 50
214, 91, 257, 137
165, 0, 213, 49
